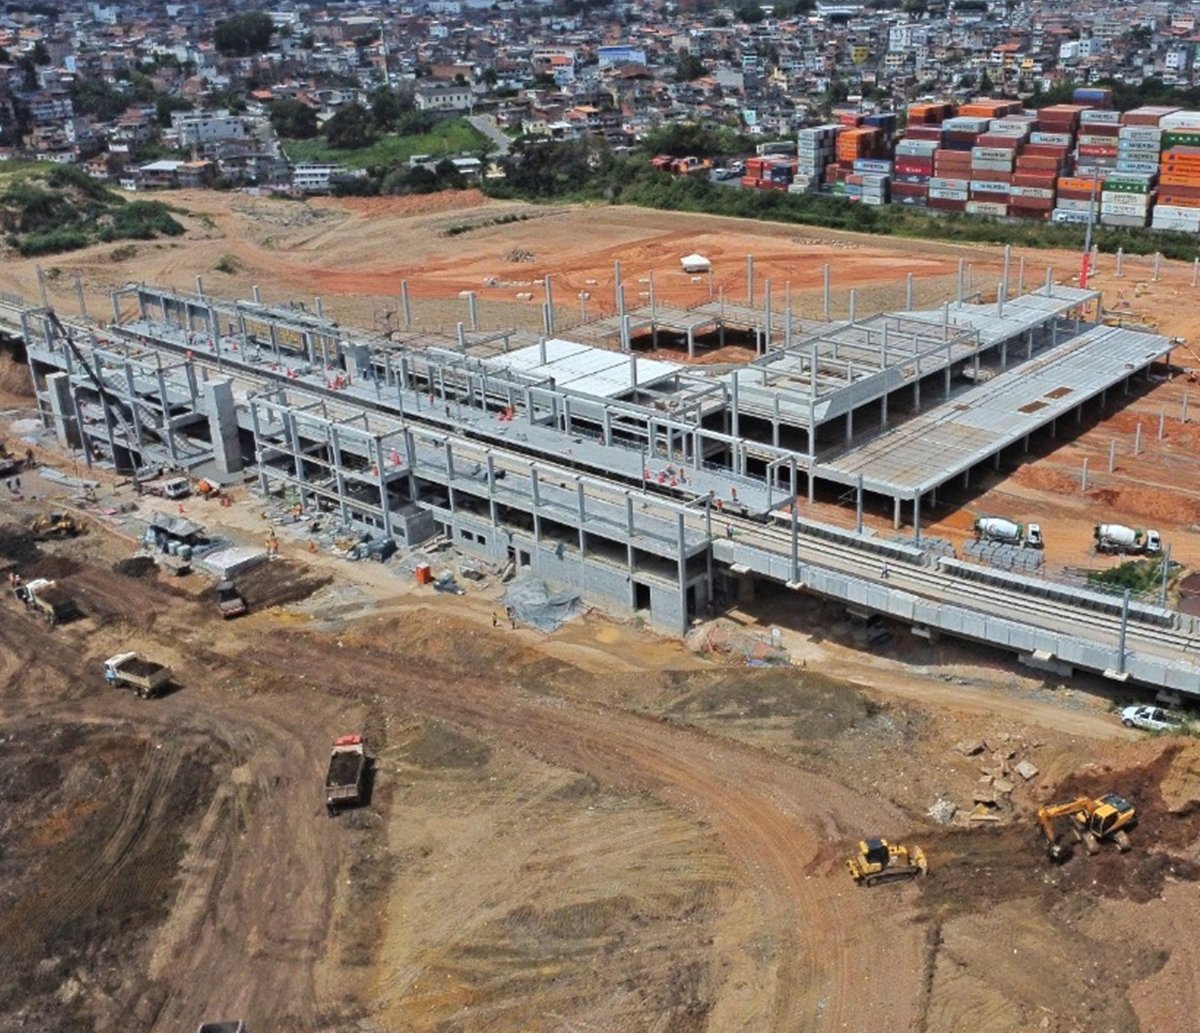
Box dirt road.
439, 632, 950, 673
1, 466, 1198, 1033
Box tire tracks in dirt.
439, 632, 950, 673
273, 639, 926, 1033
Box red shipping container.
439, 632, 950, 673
927, 196, 968, 211
1077, 145, 1118, 157
891, 181, 928, 198
895, 160, 934, 174
1016, 154, 1062, 170
977, 134, 1023, 149
972, 169, 1013, 183
1012, 172, 1057, 188
1009, 196, 1053, 211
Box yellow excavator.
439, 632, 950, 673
1037, 793, 1136, 862
846, 837, 928, 886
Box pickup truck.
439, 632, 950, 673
216, 580, 247, 619
326, 735, 368, 815
14, 578, 77, 625
103, 652, 172, 699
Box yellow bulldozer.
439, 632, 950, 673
1036, 793, 1136, 862
30, 512, 87, 541
846, 837, 928, 886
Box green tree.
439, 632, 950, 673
736, 3, 765, 23
70, 77, 128, 121
324, 104, 374, 150
213, 12, 275, 57
270, 98, 318, 139
677, 53, 706, 81
978, 67, 993, 94
31, 40, 50, 66
369, 86, 413, 130
155, 95, 193, 128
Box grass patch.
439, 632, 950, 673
281, 119, 487, 169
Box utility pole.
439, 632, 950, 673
1080, 168, 1100, 289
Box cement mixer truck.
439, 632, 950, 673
973, 517, 1043, 549
1094, 524, 1161, 555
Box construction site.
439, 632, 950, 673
2, 192, 1200, 1033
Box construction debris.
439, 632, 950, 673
1015, 760, 1040, 781
955, 739, 986, 757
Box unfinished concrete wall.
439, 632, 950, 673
45, 372, 79, 448
203, 378, 243, 475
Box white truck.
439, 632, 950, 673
103, 652, 172, 698
974, 517, 1043, 549
1094, 524, 1161, 555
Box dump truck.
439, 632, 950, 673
14, 578, 77, 625
326, 735, 367, 815
197, 1023, 245, 1033
1094, 524, 1161, 555
974, 516, 1043, 549
103, 652, 172, 698
216, 579, 247, 619
846, 837, 928, 886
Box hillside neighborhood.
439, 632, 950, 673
0, 0, 1195, 197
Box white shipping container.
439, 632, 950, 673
972, 159, 1015, 173
1099, 199, 1147, 213
965, 200, 1008, 216
1116, 160, 1161, 174
970, 180, 1011, 194
1009, 185, 1054, 199
1159, 112, 1200, 131
929, 177, 969, 190
1154, 203, 1200, 219
1080, 110, 1122, 124
928, 187, 970, 200
1054, 197, 1094, 212
896, 140, 940, 155
1078, 134, 1121, 147
972, 147, 1017, 162
1031, 132, 1073, 145
861, 195, 886, 206
1052, 209, 1091, 224
1101, 212, 1148, 227
1118, 127, 1163, 141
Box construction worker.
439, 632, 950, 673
266, 531, 279, 558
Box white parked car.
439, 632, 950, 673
1120, 705, 1182, 732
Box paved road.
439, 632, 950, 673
467, 114, 511, 156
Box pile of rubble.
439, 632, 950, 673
929, 735, 1041, 828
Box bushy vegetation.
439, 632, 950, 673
213, 12, 275, 57
0, 165, 185, 257
1087, 559, 1169, 596
484, 138, 1200, 260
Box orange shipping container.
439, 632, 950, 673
1160, 194, 1200, 208
1057, 176, 1100, 192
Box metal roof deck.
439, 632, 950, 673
905, 284, 1100, 347
818, 324, 1170, 498
482, 339, 683, 399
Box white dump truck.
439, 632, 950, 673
14, 578, 77, 625
103, 652, 172, 698
973, 517, 1043, 549
1094, 524, 1161, 555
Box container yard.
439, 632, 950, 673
722, 87, 1200, 235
